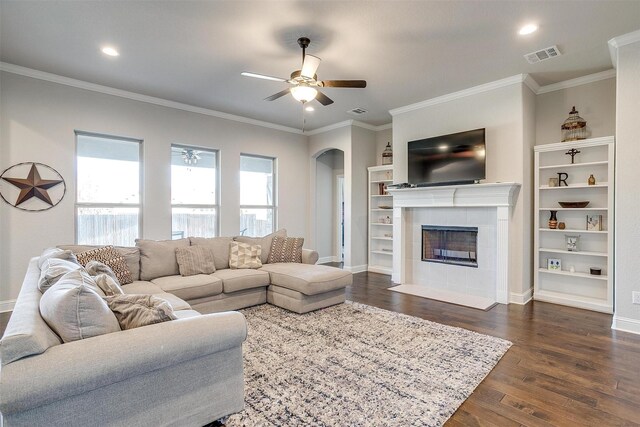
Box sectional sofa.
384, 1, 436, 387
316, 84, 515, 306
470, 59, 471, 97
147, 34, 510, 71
0, 231, 352, 426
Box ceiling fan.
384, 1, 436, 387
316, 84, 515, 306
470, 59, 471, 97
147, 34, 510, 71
241, 37, 366, 106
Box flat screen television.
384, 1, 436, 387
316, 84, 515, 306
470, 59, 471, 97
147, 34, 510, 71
408, 128, 486, 186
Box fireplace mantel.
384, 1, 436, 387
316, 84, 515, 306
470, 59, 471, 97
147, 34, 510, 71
388, 182, 521, 306
387, 182, 520, 208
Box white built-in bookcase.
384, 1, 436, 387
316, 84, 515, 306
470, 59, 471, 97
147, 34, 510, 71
534, 136, 614, 313
368, 165, 394, 275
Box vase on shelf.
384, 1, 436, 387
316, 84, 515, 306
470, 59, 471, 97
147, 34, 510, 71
588, 174, 596, 185
548, 210, 558, 229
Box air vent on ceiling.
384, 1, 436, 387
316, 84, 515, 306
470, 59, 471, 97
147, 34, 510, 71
524, 45, 562, 64
347, 107, 368, 115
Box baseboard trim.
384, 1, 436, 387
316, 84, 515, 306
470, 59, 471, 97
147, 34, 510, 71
318, 256, 334, 264
612, 316, 640, 335
344, 264, 367, 273
509, 288, 533, 305
0, 299, 16, 313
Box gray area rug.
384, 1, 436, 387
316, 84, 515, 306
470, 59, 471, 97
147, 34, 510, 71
227, 301, 511, 426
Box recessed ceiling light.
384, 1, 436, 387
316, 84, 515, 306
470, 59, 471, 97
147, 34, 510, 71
518, 24, 538, 36
305, 106, 315, 112
101, 46, 119, 57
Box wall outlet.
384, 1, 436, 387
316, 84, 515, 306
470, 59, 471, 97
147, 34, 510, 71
633, 291, 640, 305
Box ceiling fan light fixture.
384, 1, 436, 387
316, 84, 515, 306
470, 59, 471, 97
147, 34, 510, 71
291, 85, 318, 103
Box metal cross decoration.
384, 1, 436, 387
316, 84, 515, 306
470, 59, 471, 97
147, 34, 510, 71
565, 148, 581, 164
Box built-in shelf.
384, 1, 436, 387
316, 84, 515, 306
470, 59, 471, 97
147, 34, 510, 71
538, 268, 607, 281
539, 207, 608, 211
534, 137, 614, 314
539, 228, 607, 234
538, 160, 609, 170
368, 165, 394, 276
539, 248, 607, 257
539, 183, 608, 190
371, 250, 393, 256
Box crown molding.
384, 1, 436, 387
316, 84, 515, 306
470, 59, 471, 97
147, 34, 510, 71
304, 119, 392, 136
523, 74, 540, 94
389, 74, 529, 116
536, 69, 616, 94
0, 62, 303, 135
608, 29, 640, 68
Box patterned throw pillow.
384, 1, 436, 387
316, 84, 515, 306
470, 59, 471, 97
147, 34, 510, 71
105, 294, 177, 330
267, 236, 304, 264
175, 245, 216, 276
75, 246, 134, 285
229, 242, 262, 269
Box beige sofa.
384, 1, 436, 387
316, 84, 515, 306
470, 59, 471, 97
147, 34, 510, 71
0, 233, 352, 426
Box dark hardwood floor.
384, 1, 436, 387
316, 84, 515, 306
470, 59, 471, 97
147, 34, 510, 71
348, 271, 640, 426
3, 269, 639, 426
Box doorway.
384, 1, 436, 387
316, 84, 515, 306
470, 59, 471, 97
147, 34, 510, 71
314, 149, 345, 263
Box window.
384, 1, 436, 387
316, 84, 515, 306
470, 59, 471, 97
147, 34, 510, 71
240, 154, 276, 237
76, 132, 142, 246
171, 145, 219, 239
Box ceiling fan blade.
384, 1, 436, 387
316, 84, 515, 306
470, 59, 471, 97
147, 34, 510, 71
301, 55, 321, 79
264, 88, 291, 101
315, 90, 334, 106
320, 80, 367, 88
241, 72, 287, 82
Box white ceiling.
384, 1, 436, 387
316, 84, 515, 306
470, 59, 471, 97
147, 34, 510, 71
1, 1, 639, 131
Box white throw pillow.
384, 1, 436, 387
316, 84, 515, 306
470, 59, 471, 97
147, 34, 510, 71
38, 258, 83, 293
40, 272, 120, 343
37, 247, 79, 269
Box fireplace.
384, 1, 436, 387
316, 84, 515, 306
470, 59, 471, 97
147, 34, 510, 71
422, 225, 478, 268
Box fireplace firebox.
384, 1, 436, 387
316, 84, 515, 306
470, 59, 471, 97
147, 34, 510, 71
421, 225, 478, 268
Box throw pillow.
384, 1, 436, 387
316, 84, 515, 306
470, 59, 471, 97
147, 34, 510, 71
175, 245, 216, 276
105, 294, 177, 330
37, 247, 79, 269
39, 274, 121, 343
229, 241, 262, 269
85, 260, 120, 284
38, 258, 83, 293
234, 228, 286, 264
267, 236, 305, 264
135, 238, 190, 281
94, 273, 125, 296
75, 246, 134, 285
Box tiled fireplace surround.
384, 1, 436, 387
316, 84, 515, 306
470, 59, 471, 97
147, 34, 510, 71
388, 183, 521, 305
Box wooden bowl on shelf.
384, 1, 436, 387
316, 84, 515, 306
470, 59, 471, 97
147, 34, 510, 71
558, 201, 590, 208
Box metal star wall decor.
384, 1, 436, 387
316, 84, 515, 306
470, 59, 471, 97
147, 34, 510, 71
0, 162, 66, 211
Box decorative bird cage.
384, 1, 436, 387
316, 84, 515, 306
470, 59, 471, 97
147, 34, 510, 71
561, 106, 587, 142
382, 142, 393, 165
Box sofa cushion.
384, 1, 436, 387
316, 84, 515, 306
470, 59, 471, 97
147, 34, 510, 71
136, 238, 190, 281
259, 264, 352, 296
234, 228, 287, 264
211, 269, 271, 293
37, 247, 79, 269
75, 246, 133, 285
151, 275, 223, 301
229, 242, 262, 269
39, 274, 121, 342
154, 292, 191, 311
267, 236, 304, 264
173, 309, 202, 320
58, 245, 141, 281
38, 258, 83, 293
0, 259, 63, 365
105, 294, 177, 330
176, 245, 216, 276
121, 280, 163, 294
94, 273, 125, 296
189, 236, 233, 270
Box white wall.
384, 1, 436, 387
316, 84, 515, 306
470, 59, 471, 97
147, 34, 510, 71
536, 78, 616, 145
392, 82, 532, 299
0, 71, 308, 302
350, 126, 377, 269
613, 37, 640, 333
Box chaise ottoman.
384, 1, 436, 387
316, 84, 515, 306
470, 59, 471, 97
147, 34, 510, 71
259, 263, 352, 314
